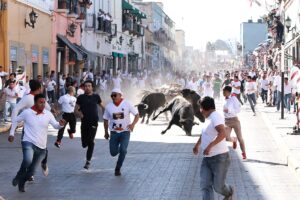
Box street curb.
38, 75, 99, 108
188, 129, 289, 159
260, 112, 300, 180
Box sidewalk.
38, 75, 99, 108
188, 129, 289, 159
259, 104, 300, 179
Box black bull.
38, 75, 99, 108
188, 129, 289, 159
152, 96, 199, 136
136, 93, 167, 124
180, 89, 205, 123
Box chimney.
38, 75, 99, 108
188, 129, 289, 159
248, 19, 253, 23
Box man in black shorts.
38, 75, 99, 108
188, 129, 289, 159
75, 80, 104, 169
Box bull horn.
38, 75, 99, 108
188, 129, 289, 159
143, 104, 149, 109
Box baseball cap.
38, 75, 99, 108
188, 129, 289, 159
111, 88, 123, 95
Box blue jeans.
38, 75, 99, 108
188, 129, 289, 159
15, 141, 46, 184
261, 89, 268, 103
109, 131, 130, 169
284, 93, 292, 112
4, 101, 16, 120
200, 152, 233, 200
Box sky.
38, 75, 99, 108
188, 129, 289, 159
143, 0, 271, 50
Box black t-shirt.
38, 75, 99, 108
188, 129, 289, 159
76, 93, 102, 122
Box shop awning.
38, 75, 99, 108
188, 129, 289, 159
122, 0, 146, 19
57, 34, 85, 61
112, 52, 124, 58
75, 45, 94, 60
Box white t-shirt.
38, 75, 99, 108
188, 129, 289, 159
47, 80, 56, 91
284, 81, 292, 95
260, 79, 269, 90
4, 87, 19, 103
103, 100, 138, 133
187, 81, 199, 92
58, 94, 76, 113
223, 96, 241, 118
231, 81, 241, 94
274, 75, 282, 92
112, 77, 122, 89
245, 81, 257, 94
202, 81, 214, 97
201, 111, 229, 157
10, 108, 62, 149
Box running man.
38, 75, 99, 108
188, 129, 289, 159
245, 76, 257, 116
193, 96, 234, 200
223, 86, 247, 159
11, 80, 54, 179
103, 88, 139, 176
9, 94, 65, 192
75, 80, 104, 169
54, 86, 77, 148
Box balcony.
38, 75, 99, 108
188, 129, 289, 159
122, 14, 144, 37
85, 13, 95, 30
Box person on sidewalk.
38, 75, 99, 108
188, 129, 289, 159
46, 77, 56, 103
223, 86, 247, 159
193, 96, 234, 200
103, 88, 139, 176
2, 80, 19, 122
284, 77, 292, 114
245, 76, 257, 116
75, 80, 104, 169
8, 94, 65, 192
54, 86, 77, 148
11, 80, 54, 180
260, 74, 269, 104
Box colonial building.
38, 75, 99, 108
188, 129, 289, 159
52, 0, 92, 76
133, 1, 176, 72
0, 0, 53, 80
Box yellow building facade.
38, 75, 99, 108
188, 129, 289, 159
0, 0, 52, 79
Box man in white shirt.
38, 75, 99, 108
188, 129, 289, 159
223, 86, 246, 159
284, 77, 292, 113
245, 76, 257, 116
8, 94, 65, 192
274, 72, 282, 111
46, 78, 56, 103
11, 80, 53, 181
193, 96, 233, 200
202, 75, 214, 97
2, 80, 19, 122
103, 88, 139, 176
231, 75, 243, 105
59, 74, 66, 97
112, 74, 122, 89
54, 86, 77, 148
260, 74, 269, 104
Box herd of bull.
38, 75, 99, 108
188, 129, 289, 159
136, 89, 205, 136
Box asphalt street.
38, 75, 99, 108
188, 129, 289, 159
0, 100, 300, 200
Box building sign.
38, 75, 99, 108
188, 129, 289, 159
32, 49, 39, 63
10, 47, 17, 61
42, 49, 49, 64
17, 0, 54, 13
